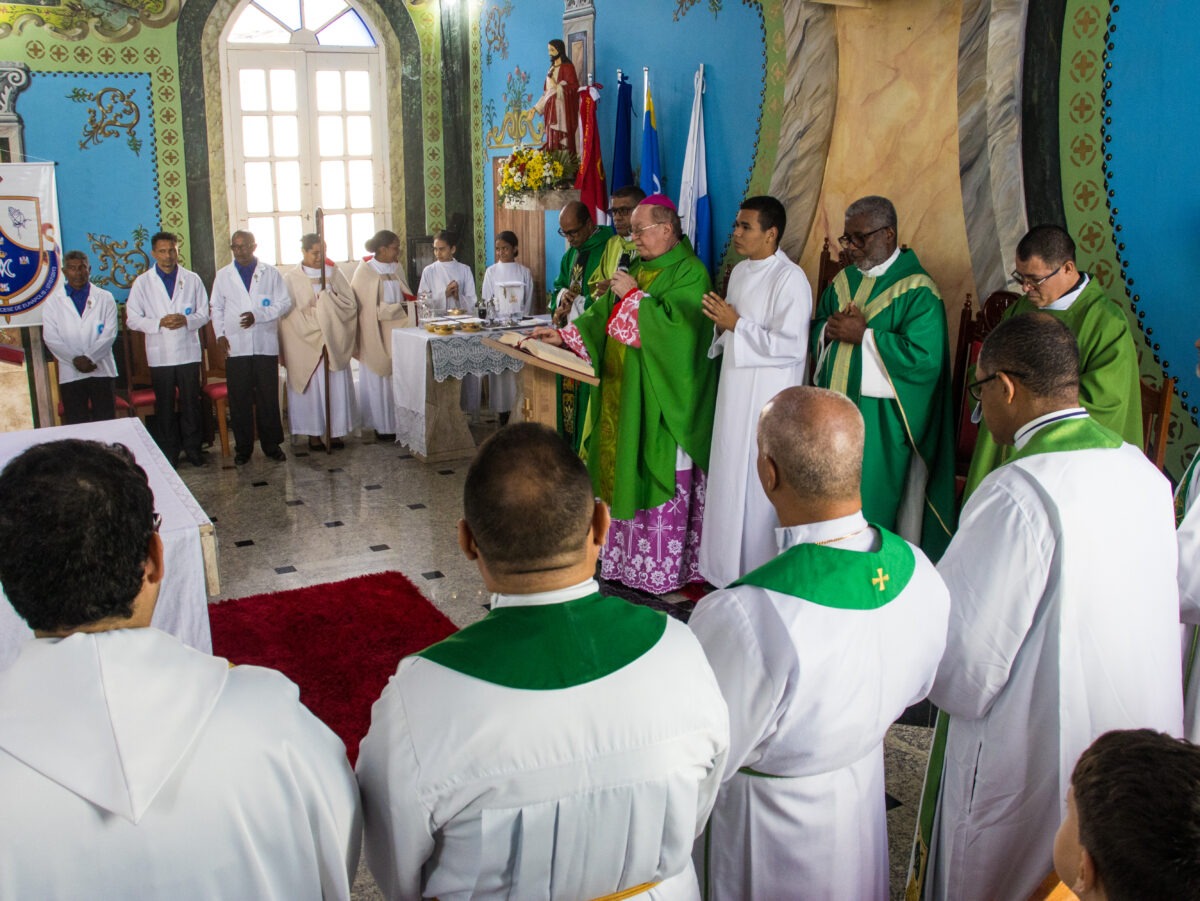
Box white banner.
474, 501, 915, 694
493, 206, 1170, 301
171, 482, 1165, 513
0, 162, 62, 326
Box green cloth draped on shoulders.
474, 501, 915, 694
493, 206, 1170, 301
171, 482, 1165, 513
962, 278, 1143, 500
810, 249, 956, 561
572, 238, 718, 521
549, 225, 615, 306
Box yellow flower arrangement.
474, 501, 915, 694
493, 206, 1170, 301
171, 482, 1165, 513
498, 146, 579, 202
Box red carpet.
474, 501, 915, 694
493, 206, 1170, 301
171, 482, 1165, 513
209, 571, 458, 762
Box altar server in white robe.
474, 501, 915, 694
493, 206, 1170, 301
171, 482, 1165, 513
698, 196, 811, 587
357, 423, 729, 901
926, 312, 1183, 901
0, 439, 361, 899
480, 230, 535, 423
281, 233, 358, 450
352, 229, 413, 441
418, 229, 482, 412
690, 386, 949, 900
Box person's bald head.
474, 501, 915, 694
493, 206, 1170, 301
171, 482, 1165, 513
758, 387, 864, 507
558, 200, 595, 249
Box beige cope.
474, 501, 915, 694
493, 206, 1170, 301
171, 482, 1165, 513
280, 265, 358, 394
351, 262, 414, 379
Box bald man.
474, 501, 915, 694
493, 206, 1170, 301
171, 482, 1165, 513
689, 386, 950, 900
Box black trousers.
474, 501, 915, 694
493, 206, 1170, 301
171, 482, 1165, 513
149, 362, 203, 462
225, 354, 284, 454
59, 376, 116, 424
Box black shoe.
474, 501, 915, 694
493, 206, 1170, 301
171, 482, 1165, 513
330, 438, 345, 450
235, 451, 252, 465
265, 448, 286, 462
186, 450, 207, 467
308, 438, 326, 451
375, 431, 396, 442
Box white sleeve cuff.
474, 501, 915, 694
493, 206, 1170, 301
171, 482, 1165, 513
860, 329, 896, 399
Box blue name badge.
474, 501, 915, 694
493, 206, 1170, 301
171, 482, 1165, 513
97, 323, 104, 335
261, 297, 271, 307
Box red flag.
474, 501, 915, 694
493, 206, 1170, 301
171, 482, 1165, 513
574, 81, 610, 226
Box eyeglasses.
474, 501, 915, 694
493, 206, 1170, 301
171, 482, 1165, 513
631, 222, 666, 238
837, 225, 888, 249
968, 370, 1029, 401
607, 206, 637, 217
557, 225, 586, 238
1010, 264, 1062, 288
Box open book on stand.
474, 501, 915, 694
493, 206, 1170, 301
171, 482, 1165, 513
493, 331, 596, 379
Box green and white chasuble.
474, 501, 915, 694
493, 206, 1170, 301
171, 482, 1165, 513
549, 225, 614, 452
690, 516, 949, 901
961, 276, 1143, 500
811, 249, 956, 561
356, 580, 729, 901
911, 413, 1181, 901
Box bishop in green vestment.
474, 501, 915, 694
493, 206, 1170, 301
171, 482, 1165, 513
532, 196, 719, 592
811, 196, 956, 561
962, 225, 1142, 500
548, 200, 615, 451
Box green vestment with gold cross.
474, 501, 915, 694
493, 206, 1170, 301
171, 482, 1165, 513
811, 249, 956, 561
572, 238, 718, 521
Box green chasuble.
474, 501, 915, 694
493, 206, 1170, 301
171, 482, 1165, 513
961, 277, 1143, 500
811, 249, 957, 561
549, 225, 615, 452
416, 593, 666, 689
572, 238, 719, 521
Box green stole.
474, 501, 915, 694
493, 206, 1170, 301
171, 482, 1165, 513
573, 238, 718, 519
811, 250, 956, 561
416, 592, 665, 689
962, 279, 1143, 501
907, 412, 1120, 898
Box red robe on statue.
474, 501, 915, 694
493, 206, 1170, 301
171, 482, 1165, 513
536, 60, 579, 154
575, 81, 609, 224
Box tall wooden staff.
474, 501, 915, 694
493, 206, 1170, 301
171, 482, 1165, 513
315, 207, 333, 454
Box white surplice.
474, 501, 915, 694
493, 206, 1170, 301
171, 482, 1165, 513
417, 259, 476, 312
480, 260, 535, 413
689, 513, 949, 900
928, 412, 1183, 901
697, 249, 811, 587
356, 579, 729, 901
0, 628, 361, 899
1175, 452, 1200, 741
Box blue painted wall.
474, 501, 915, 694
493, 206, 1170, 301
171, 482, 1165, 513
22, 72, 160, 302
480, 0, 765, 294
1106, 7, 1200, 419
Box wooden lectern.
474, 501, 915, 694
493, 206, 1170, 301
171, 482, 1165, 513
481, 336, 600, 428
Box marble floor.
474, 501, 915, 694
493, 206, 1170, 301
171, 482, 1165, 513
177, 420, 935, 901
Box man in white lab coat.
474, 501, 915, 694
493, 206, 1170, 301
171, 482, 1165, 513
690, 386, 950, 900
925, 312, 1182, 901
0, 439, 361, 899
41, 250, 118, 423
210, 229, 291, 464
357, 423, 729, 900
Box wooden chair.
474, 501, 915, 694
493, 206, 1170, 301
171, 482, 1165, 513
200, 322, 231, 458
815, 237, 849, 300
116, 307, 157, 424
951, 290, 1020, 494
1141, 374, 1175, 473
